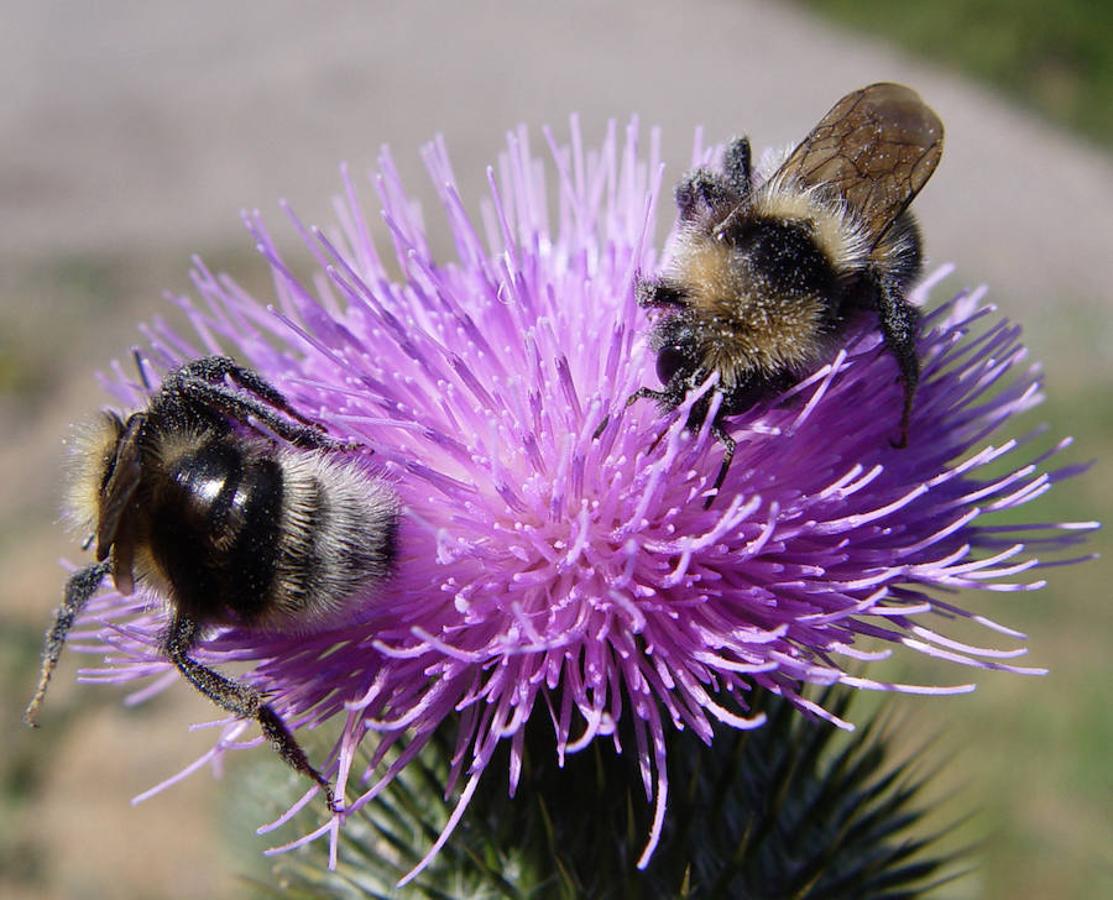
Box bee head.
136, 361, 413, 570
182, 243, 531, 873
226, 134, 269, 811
650, 315, 706, 401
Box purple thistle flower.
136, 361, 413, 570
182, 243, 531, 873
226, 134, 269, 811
68, 119, 1092, 882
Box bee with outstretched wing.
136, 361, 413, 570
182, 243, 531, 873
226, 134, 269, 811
632, 83, 943, 506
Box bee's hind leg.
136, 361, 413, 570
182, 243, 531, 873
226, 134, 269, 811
873, 276, 921, 448
163, 614, 339, 813
24, 560, 113, 726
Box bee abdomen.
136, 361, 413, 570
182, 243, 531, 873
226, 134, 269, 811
149, 435, 284, 623
149, 437, 399, 630
268, 451, 400, 629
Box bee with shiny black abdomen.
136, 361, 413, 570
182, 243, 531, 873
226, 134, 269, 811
25, 355, 401, 810
631, 83, 943, 506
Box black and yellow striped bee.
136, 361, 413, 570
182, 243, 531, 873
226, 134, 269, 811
26, 356, 400, 809
632, 83, 944, 505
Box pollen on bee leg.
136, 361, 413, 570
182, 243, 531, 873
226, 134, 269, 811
24, 560, 112, 726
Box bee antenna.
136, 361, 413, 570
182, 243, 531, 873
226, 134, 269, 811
132, 348, 152, 391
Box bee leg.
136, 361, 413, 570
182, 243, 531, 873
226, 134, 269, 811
675, 169, 735, 222
626, 386, 670, 408
180, 377, 355, 452
25, 560, 112, 726
723, 137, 752, 198
705, 423, 737, 510
591, 414, 610, 441
873, 277, 921, 448
163, 614, 339, 813
178, 356, 343, 435
635, 278, 686, 309
177, 357, 300, 419
223, 361, 327, 430
620, 387, 671, 452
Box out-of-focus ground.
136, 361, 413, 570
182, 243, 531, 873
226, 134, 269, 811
1, 2, 1109, 897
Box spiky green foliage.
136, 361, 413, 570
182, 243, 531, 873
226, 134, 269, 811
245, 690, 963, 899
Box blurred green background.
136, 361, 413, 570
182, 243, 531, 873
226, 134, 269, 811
1, 2, 1109, 897
805, 0, 1113, 146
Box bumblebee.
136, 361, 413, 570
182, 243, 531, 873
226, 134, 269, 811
25, 355, 400, 810
631, 83, 943, 505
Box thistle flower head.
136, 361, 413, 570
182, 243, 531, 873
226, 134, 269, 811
73, 119, 1092, 880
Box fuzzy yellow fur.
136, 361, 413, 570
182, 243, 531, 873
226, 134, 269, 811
62, 415, 121, 538
753, 177, 872, 274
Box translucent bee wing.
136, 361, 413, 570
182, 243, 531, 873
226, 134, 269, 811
767, 83, 943, 245
95, 415, 144, 570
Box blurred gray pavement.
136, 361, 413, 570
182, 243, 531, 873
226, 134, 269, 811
1, 2, 1110, 898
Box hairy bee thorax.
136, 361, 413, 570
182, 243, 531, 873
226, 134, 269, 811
752, 176, 875, 276
666, 181, 879, 385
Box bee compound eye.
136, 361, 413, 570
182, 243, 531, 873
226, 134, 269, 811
656, 345, 689, 386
